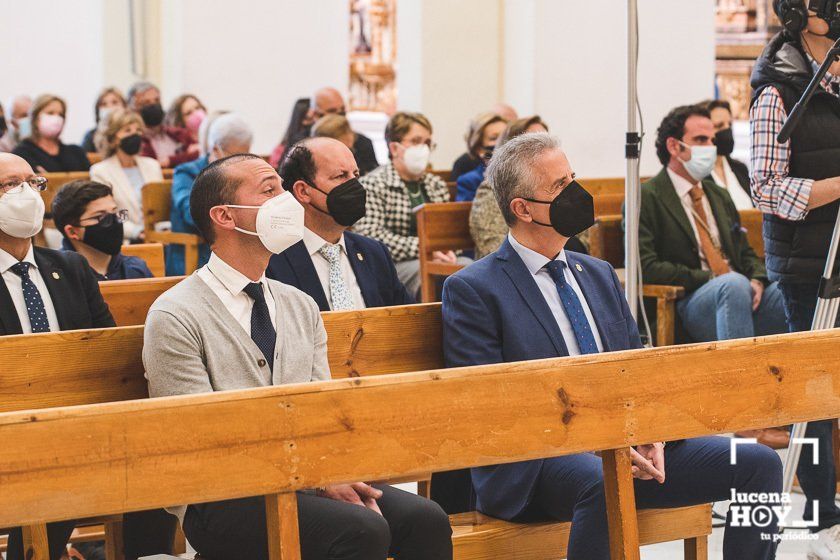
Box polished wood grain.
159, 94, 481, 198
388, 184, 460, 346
266, 493, 301, 560
602, 449, 641, 560
141, 181, 203, 274
99, 276, 185, 327
120, 243, 166, 278
415, 202, 473, 302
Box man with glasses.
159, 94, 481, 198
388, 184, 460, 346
52, 180, 153, 280
0, 153, 114, 557
356, 111, 471, 300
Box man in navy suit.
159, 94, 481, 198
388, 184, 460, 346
441, 133, 783, 559
266, 137, 411, 310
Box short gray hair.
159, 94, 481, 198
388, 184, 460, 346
486, 132, 562, 226
207, 113, 253, 152
126, 81, 158, 104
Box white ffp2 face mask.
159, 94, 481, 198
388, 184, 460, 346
227, 191, 304, 254
402, 144, 430, 176
0, 183, 45, 239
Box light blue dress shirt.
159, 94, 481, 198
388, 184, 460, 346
507, 233, 604, 355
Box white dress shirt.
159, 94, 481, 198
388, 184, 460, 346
508, 233, 604, 356
302, 228, 366, 311
667, 168, 723, 272
711, 157, 753, 211
196, 252, 277, 335
0, 245, 60, 333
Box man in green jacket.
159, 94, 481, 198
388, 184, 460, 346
639, 104, 786, 342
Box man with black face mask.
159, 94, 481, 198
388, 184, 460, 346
52, 180, 153, 280
750, 2, 840, 556
127, 81, 197, 168
441, 133, 784, 560
266, 137, 411, 310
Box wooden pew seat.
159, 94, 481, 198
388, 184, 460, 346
449, 505, 711, 560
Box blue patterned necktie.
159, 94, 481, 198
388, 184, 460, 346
9, 262, 51, 333
544, 260, 599, 355
242, 282, 276, 372
319, 243, 354, 311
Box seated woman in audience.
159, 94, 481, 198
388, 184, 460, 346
269, 97, 314, 168
702, 98, 753, 210
167, 112, 253, 275
165, 93, 207, 143
52, 180, 152, 280
90, 108, 164, 241
455, 112, 507, 201
197, 109, 229, 156
81, 87, 126, 152
450, 111, 507, 182
356, 111, 472, 299
311, 113, 355, 150
127, 80, 198, 168
12, 94, 90, 173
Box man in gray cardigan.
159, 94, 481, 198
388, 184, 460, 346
143, 153, 451, 560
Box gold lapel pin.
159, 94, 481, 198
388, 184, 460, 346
575, 264, 583, 272
52, 272, 60, 280
357, 253, 364, 261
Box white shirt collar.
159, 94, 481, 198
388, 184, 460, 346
303, 227, 346, 257
667, 167, 700, 201
507, 233, 568, 277
205, 252, 266, 298
0, 243, 37, 274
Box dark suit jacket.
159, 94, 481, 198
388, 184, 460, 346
265, 231, 413, 311
441, 239, 642, 520
0, 247, 115, 335
353, 133, 379, 176
638, 168, 767, 293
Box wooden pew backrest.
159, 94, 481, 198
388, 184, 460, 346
416, 202, 473, 302
100, 276, 185, 327
120, 243, 165, 277
739, 208, 764, 258
42, 172, 91, 215
141, 180, 203, 274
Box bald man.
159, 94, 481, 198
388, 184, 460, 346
0, 95, 32, 152
310, 87, 379, 174
267, 137, 411, 310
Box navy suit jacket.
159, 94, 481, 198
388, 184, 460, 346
265, 231, 413, 311
442, 238, 643, 520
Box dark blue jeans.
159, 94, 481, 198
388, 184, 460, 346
524, 437, 782, 560
778, 281, 840, 532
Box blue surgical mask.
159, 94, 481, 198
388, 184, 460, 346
16, 117, 31, 139
678, 141, 717, 182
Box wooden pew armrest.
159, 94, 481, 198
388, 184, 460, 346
146, 231, 203, 247
425, 262, 466, 276
642, 284, 685, 301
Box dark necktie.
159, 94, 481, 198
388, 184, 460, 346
9, 262, 51, 333
242, 282, 276, 372
544, 260, 599, 355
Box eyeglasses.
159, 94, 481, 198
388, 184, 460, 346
74, 209, 129, 228
0, 176, 48, 195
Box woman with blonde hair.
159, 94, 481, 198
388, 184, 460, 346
12, 94, 90, 172
90, 108, 163, 240
311, 113, 356, 149
81, 87, 127, 152
450, 112, 508, 182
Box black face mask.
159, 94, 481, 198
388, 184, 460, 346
480, 145, 495, 161
119, 133, 142, 156
308, 177, 367, 227
714, 128, 734, 157
80, 213, 124, 255
524, 180, 595, 238
0, 116, 6, 136
140, 103, 165, 127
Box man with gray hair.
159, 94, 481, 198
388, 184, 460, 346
441, 132, 784, 559
166, 113, 253, 275
128, 80, 197, 168
0, 95, 32, 152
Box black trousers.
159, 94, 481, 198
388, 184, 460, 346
183, 485, 453, 560
5, 509, 177, 560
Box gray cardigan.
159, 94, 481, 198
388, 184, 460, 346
143, 273, 331, 399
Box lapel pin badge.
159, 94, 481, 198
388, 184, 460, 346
357, 253, 364, 261
575, 264, 583, 272
52, 272, 60, 280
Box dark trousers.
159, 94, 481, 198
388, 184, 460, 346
183, 485, 453, 560
6, 509, 177, 560
778, 281, 840, 532
522, 436, 782, 560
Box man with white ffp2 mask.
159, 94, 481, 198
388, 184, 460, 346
356, 111, 472, 299
144, 154, 454, 560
